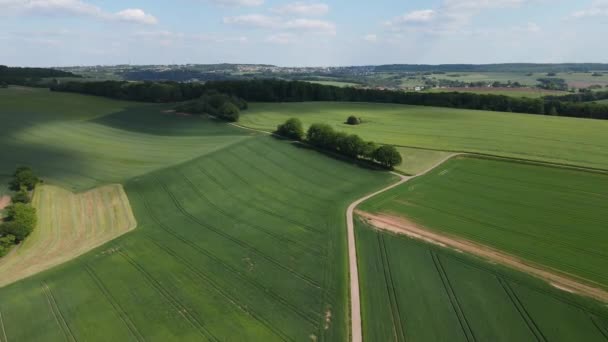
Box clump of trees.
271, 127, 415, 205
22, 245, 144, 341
1, 167, 40, 257
174, 91, 247, 122
276, 119, 401, 169
346, 115, 362, 125
275, 118, 304, 140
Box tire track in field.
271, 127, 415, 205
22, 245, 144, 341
41, 282, 78, 342
118, 250, 219, 342
132, 187, 323, 325
589, 314, 608, 341
0, 307, 8, 342
177, 170, 323, 257
377, 234, 406, 342
431, 252, 476, 342
144, 237, 295, 342
498, 278, 547, 342
84, 265, 146, 342
196, 164, 325, 233
155, 178, 323, 289
196, 163, 320, 217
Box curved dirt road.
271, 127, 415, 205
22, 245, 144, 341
346, 153, 460, 342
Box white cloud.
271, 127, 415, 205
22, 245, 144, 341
571, 0, 608, 18
224, 14, 336, 34
0, 0, 158, 24
266, 33, 295, 44
362, 34, 378, 42
271, 2, 329, 16
391, 9, 436, 24
207, 0, 264, 7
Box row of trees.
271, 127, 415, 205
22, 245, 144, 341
52, 79, 608, 120
276, 118, 402, 169
0, 167, 40, 256
174, 91, 248, 122
0, 65, 78, 87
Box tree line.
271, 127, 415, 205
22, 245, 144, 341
174, 91, 247, 122
276, 118, 402, 169
51, 79, 608, 120
0, 167, 40, 256
0, 65, 78, 87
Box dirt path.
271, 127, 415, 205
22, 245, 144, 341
0, 196, 11, 211
358, 211, 608, 303
346, 153, 461, 342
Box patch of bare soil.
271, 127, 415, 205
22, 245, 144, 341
357, 211, 608, 303
0, 196, 10, 211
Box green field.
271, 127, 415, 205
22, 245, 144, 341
425, 87, 569, 98
360, 156, 608, 289
241, 102, 608, 170
0, 87, 249, 191
394, 147, 453, 175
305, 80, 360, 88
432, 72, 608, 88
0, 132, 395, 340
356, 221, 608, 342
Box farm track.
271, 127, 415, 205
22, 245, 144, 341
118, 250, 219, 342
498, 279, 547, 342
42, 282, 77, 342
133, 188, 323, 327
431, 252, 476, 342
346, 153, 460, 342
84, 265, 146, 342
155, 178, 322, 288
589, 314, 608, 340
377, 234, 406, 342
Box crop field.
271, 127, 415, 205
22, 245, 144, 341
242, 102, 608, 170
425, 87, 569, 98
432, 72, 608, 88
0, 87, 249, 191
0, 136, 395, 341
0, 184, 136, 287
360, 156, 608, 289
356, 220, 608, 342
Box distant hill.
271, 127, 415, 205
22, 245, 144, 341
373, 63, 608, 73
0, 65, 79, 86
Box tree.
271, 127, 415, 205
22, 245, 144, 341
276, 118, 304, 140
9, 167, 40, 191
362, 141, 378, 159
11, 189, 30, 204
339, 134, 365, 158
373, 145, 402, 169
306, 123, 335, 149
346, 115, 362, 125
0, 81, 8, 88
0, 235, 16, 256
218, 102, 240, 122
2, 203, 37, 242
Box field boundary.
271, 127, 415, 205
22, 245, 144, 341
358, 211, 608, 304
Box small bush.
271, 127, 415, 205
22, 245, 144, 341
276, 118, 304, 140
346, 115, 362, 125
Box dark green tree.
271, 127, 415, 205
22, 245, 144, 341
2, 203, 37, 242
306, 123, 335, 149
373, 145, 402, 169
218, 102, 240, 122
339, 134, 365, 158
9, 167, 40, 191
346, 115, 361, 125
276, 118, 304, 140
11, 189, 30, 204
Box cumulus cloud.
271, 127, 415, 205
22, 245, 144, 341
571, 0, 608, 18
0, 0, 158, 24
206, 0, 264, 7
390, 9, 436, 25
271, 2, 329, 16
224, 14, 336, 34
362, 34, 378, 42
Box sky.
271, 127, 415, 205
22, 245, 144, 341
1, 0, 607, 67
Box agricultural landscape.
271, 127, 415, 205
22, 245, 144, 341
2, 1, 608, 340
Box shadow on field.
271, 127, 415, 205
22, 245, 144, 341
94, 107, 245, 137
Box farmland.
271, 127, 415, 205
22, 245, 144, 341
0, 184, 136, 287
425, 87, 569, 98
359, 156, 608, 289
0, 87, 249, 191
356, 220, 608, 342
0, 133, 395, 340
241, 102, 608, 170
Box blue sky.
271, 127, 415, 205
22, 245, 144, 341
1, 0, 607, 66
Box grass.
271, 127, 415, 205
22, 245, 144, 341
425, 87, 569, 98
0, 184, 136, 287
393, 147, 453, 175
0, 87, 249, 191
0, 135, 396, 341
432, 72, 608, 88
356, 220, 608, 342
360, 156, 608, 289
241, 102, 608, 170
305, 80, 360, 87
